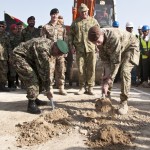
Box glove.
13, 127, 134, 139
102, 83, 109, 96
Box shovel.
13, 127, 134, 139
49, 97, 55, 110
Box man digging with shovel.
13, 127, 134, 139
88, 26, 140, 115
11, 38, 68, 114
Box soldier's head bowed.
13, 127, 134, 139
88, 25, 104, 46
51, 40, 69, 56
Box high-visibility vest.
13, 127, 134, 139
141, 38, 150, 59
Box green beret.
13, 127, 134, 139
56, 40, 69, 54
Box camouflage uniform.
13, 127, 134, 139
0, 32, 11, 86
69, 16, 99, 88
98, 28, 140, 103
8, 33, 22, 84
41, 22, 66, 88
11, 37, 53, 100
21, 26, 40, 42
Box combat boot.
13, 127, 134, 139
118, 102, 128, 115
88, 86, 95, 95
27, 100, 41, 114
59, 85, 67, 95
0, 84, 10, 92
76, 87, 85, 95
35, 98, 48, 106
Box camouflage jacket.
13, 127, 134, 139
68, 16, 99, 53
21, 26, 40, 42
41, 21, 67, 42
9, 33, 22, 50
12, 37, 53, 91
0, 32, 11, 60
98, 28, 140, 79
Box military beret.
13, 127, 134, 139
10, 24, 17, 30
27, 16, 35, 22
88, 26, 101, 42
78, 3, 89, 12
50, 8, 59, 15
56, 40, 68, 54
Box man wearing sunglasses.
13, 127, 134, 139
0, 21, 11, 92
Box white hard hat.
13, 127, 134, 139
126, 21, 134, 27
138, 25, 142, 30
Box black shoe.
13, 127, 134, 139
27, 100, 41, 114
0, 86, 10, 92
35, 98, 48, 106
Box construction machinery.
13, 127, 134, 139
66, 0, 117, 86
72, 0, 117, 27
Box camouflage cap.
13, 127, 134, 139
88, 25, 101, 42
56, 40, 69, 54
78, 3, 89, 12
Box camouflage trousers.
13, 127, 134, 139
7, 62, 17, 82
0, 60, 8, 84
76, 51, 96, 87
12, 54, 41, 100
102, 52, 134, 103
49, 55, 66, 87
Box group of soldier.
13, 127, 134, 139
0, 3, 140, 115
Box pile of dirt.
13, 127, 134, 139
16, 108, 71, 147
87, 125, 132, 148
95, 98, 114, 116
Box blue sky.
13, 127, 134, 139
0, 0, 150, 33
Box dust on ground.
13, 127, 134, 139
0, 84, 150, 150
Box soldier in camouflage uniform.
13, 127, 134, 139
21, 16, 40, 42
41, 8, 67, 95
0, 21, 11, 92
68, 3, 99, 95
8, 24, 22, 89
11, 38, 68, 114
88, 26, 140, 115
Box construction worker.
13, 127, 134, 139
126, 21, 134, 33
88, 26, 140, 115
69, 3, 99, 95
112, 21, 119, 28
11, 38, 68, 114
41, 8, 67, 95
0, 21, 11, 92
140, 25, 150, 88
126, 21, 137, 86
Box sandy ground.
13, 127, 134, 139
0, 83, 150, 150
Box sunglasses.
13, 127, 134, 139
0, 25, 5, 28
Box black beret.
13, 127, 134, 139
27, 16, 35, 22
50, 8, 59, 15
16, 21, 23, 25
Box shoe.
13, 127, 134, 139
88, 87, 95, 95
0, 85, 10, 92
118, 103, 128, 115
27, 100, 41, 114
142, 81, 150, 88
59, 85, 67, 95
35, 98, 48, 106
76, 87, 85, 95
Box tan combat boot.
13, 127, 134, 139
88, 86, 95, 95
76, 87, 85, 95
59, 85, 67, 95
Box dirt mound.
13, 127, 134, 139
87, 125, 132, 148
16, 108, 71, 147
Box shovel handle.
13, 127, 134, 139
49, 98, 55, 110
